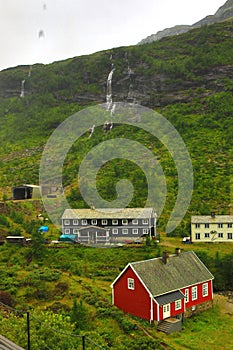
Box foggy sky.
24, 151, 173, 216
0, 0, 226, 71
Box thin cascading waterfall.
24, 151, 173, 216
20, 80, 25, 98
106, 64, 115, 111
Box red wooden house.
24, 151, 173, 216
111, 250, 214, 331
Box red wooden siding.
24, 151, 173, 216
113, 266, 152, 321
180, 280, 213, 309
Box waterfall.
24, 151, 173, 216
106, 67, 115, 110
20, 80, 25, 98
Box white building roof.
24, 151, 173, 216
191, 215, 233, 224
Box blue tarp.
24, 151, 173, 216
38, 226, 49, 232
59, 234, 76, 242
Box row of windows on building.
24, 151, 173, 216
194, 223, 232, 228
127, 278, 209, 309
64, 219, 150, 226
195, 232, 233, 239
64, 228, 149, 235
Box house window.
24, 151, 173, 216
218, 223, 223, 228
132, 229, 138, 235
142, 219, 149, 225
64, 220, 70, 225
91, 219, 97, 225
185, 289, 189, 303
192, 286, 197, 301
102, 219, 107, 225
195, 223, 200, 228
122, 228, 128, 234
204, 233, 210, 238
143, 228, 148, 234
82, 219, 87, 225
175, 300, 182, 310
127, 278, 134, 290
73, 229, 79, 234
227, 233, 233, 240
205, 223, 209, 228
64, 229, 70, 234
73, 219, 78, 225
195, 233, 200, 240
202, 283, 208, 297
132, 219, 138, 225
112, 219, 118, 225
112, 228, 118, 235
227, 223, 232, 228
218, 232, 223, 238
122, 219, 128, 225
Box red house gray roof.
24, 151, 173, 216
112, 251, 214, 297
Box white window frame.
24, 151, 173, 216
227, 223, 232, 228
202, 283, 208, 297
143, 228, 148, 234
192, 286, 198, 301
204, 233, 210, 238
195, 233, 200, 240
218, 232, 223, 238
185, 289, 189, 303
112, 219, 118, 225
73, 219, 78, 225
142, 219, 149, 225
132, 219, 138, 225
175, 299, 182, 310
73, 229, 79, 234
64, 220, 70, 225
204, 223, 209, 228
102, 219, 107, 225
218, 223, 223, 228
132, 229, 138, 235
122, 219, 128, 225
112, 228, 118, 235
82, 219, 87, 225
227, 233, 233, 240
127, 278, 135, 290
122, 228, 128, 234
195, 223, 200, 228
64, 229, 70, 234
91, 219, 97, 225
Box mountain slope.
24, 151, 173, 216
0, 20, 232, 234
139, 0, 233, 44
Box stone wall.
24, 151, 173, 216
184, 300, 213, 318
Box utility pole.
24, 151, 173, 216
27, 312, 31, 350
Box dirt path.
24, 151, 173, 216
214, 293, 233, 315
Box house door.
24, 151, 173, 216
163, 304, 170, 319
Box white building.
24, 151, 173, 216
191, 213, 233, 243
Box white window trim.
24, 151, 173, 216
127, 278, 135, 290
132, 229, 138, 235
185, 289, 189, 303
102, 219, 107, 225
64, 229, 70, 234
132, 219, 138, 225
122, 228, 128, 234
112, 219, 118, 225
73, 219, 78, 225
82, 219, 87, 225
64, 220, 70, 225
227, 233, 233, 239
192, 286, 198, 301
112, 228, 118, 234
143, 228, 148, 234
142, 219, 149, 225
202, 283, 208, 297
175, 299, 182, 310
91, 219, 97, 225
73, 229, 79, 234
122, 219, 128, 225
